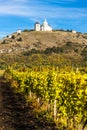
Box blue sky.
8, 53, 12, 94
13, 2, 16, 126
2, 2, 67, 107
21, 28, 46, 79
0, 0, 87, 38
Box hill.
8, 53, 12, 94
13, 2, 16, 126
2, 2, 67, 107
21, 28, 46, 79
0, 30, 87, 68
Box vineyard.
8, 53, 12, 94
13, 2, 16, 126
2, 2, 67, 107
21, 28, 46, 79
4, 67, 87, 130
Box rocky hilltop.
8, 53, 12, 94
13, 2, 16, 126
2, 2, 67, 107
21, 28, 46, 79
0, 30, 87, 68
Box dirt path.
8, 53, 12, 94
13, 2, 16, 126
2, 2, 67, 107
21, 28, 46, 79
0, 77, 57, 130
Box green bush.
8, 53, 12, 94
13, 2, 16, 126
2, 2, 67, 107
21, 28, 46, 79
17, 37, 22, 41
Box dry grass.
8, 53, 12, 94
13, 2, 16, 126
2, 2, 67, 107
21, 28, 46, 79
0, 31, 87, 51
0, 30, 87, 68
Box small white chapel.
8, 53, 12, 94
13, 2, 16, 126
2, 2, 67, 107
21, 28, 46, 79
34, 19, 52, 31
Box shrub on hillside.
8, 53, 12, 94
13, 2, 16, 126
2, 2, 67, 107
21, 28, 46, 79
17, 37, 22, 42
81, 46, 87, 60
43, 46, 63, 54
23, 49, 40, 56
11, 35, 15, 39
1, 40, 9, 44
66, 41, 72, 46
23, 29, 30, 32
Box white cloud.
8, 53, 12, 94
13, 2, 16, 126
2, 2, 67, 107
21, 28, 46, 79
12, 0, 28, 2
0, 0, 87, 23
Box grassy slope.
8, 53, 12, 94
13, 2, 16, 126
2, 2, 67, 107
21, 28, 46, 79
0, 30, 87, 68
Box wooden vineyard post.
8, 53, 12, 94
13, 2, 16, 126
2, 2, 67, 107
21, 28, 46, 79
54, 99, 57, 120
29, 90, 32, 99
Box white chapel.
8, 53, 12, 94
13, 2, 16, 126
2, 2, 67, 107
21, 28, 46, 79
34, 19, 52, 31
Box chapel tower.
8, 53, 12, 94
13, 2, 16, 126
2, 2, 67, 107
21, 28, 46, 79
34, 22, 40, 31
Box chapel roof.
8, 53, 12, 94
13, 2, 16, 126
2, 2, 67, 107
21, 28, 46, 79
35, 22, 40, 24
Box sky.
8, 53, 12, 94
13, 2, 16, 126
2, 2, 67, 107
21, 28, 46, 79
0, 0, 87, 38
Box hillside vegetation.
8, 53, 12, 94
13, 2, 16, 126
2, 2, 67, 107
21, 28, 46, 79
0, 30, 87, 68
